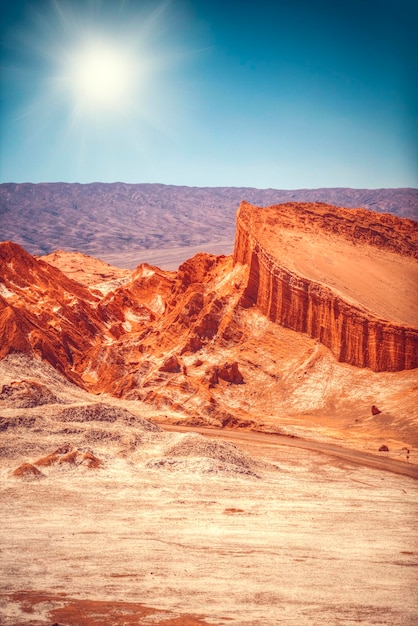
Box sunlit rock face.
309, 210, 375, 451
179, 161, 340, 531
1, 199, 417, 430
234, 201, 418, 372
0, 241, 104, 386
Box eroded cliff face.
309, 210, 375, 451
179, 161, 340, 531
2, 230, 418, 431
234, 201, 418, 372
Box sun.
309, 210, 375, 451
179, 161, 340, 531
6, 0, 185, 142
66, 39, 139, 114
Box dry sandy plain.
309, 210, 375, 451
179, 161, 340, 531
1, 356, 417, 626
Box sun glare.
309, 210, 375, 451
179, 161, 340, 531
66, 39, 139, 114
8, 0, 185, 145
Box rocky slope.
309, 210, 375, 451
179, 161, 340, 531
1, 202, 417, 444
0, 242, 106, 386
1, 183, 417, 269
234, 201, 418, 372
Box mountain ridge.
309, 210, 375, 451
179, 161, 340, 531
1, 182, 417, 269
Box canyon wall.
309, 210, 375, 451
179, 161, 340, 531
234, 202, 418, 372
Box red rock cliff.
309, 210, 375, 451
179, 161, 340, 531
233, 201, 418, 372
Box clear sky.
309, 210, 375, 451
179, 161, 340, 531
1, 0, 417, 188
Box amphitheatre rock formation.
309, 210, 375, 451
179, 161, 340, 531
235, 201, 418, 371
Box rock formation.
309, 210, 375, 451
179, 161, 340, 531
234, 202, 418, 372
159, 355, 181, 373
13, 446, 103, 474
1, 200, 417, 430
0, 379, 62, 408
0, 241, 105, 385
12, 462, 45, 479
209, 362, 244, 386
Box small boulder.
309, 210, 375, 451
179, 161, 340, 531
58, 450, 80, 465
159, 355, 181, 373
218, 362, 244, 384
35, 452, 60, 467
208, 362, 244, 386
378, 444, 389, 452
208, 368, 219, 387
371, 405, 381, 415
12, 463, 45, 479
82, 451, 102, 469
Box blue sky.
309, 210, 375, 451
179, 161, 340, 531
1, 0, 417, 188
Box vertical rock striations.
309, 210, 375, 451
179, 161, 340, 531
234, 201, 418, 372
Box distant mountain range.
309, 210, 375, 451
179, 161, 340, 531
1, 183, 417, 268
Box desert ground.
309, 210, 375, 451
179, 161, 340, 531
1, 356, 417, 626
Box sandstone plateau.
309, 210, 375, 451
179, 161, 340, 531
235, 201, 418, 372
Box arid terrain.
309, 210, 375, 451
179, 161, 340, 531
1, 198, 417, 625
0, 355, 417, 626
1, 183, 417, 268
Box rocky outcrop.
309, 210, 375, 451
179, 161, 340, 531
0, 241, 104, 383
12, 463, 45, 479
0, 380, 62, 408
159, 355, 181, 373
0, 242, 177, 389
209, 362, 244, 386
234, 202, 418, 372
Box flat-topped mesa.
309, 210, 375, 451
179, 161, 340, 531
234, 201, 418, 372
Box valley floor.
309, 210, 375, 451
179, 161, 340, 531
1, 431, 417, 626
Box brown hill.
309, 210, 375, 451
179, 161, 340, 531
40, 250, 132, 289
0, 202, 417, 444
